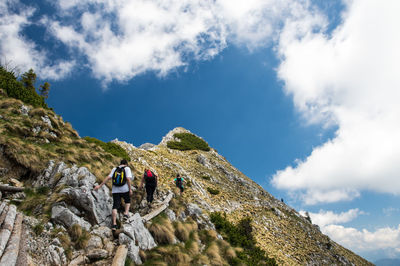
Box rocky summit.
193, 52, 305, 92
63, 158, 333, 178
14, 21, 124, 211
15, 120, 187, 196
0, 90, 373, 265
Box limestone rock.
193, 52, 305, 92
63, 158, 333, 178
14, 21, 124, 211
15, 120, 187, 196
86, 235, 103, 250
91, 226, 113, 240
118, 233, 141, 264
41, 115, 52, 128
87, 249, 108, 260
138, 143, 156, 150
196, 154, 211, 169
165, 208, 176, 222
51, 204, 91, 231
20, 104, 30, 116
125, 213, 156, 250
187, 203, 202, 217
61, 185, 112, 227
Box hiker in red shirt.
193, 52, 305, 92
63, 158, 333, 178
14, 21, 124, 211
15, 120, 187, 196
139, 169, 158, 206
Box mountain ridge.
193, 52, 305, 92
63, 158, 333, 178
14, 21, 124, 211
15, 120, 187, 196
0, 82, 373, 265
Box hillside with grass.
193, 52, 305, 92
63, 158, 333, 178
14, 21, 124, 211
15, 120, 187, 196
0, 67, 372, 265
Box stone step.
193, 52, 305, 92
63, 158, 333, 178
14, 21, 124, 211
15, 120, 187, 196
0, 204, 17, 258
0, 213, 23, 266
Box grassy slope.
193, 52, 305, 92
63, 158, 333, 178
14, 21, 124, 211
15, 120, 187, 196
0, 92, 371, 265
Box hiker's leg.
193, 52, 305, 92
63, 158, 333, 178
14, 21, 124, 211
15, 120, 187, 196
112, 209, 117, 225
112, 193, 121, 225
123, 192, 131, 215
149, 186, 156, 202
145, 186, 152, 203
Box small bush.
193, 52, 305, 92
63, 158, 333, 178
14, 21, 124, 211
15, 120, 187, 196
37, 186, 50, 195
167, 133, 210, 151
201, 175, 211, 181
33, 223, 44, 236
207, 187, 220, 195
83, 136, 129, 161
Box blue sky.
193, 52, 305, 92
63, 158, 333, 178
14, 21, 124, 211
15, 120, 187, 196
1, 0, 400, 262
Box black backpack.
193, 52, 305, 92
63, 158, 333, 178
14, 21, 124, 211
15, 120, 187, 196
112, 166, 127, 186
144, 170, 156, 185
176, 177, 183, 187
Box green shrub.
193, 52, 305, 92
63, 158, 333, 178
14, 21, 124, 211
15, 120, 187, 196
0, 67, 48, 109
33, 223, 44, 236
207, 187, 220, 195
37, 186, 50, 195
167, 133, 210, 151
210, 212, 277, 266
83, 136, 129, 161
201, 175, 211, 181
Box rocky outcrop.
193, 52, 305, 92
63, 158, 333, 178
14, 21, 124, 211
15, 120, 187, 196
158, 127, 191, 146
51, 204, 91, 231
118, 212, 157, 264
36, 161, 113, 228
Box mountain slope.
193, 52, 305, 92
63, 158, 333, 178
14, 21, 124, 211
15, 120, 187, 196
0, 85, 373, 265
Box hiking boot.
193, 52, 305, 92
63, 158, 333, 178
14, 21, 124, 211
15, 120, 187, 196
112, 224, 117, 231
123, 214, 129, 222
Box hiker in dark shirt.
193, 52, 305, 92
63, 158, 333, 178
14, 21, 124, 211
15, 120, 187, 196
139, 169, 157, 206
173, 173, 185, 195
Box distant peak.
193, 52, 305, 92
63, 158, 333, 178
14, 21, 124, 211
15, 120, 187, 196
159, 127, 192, 146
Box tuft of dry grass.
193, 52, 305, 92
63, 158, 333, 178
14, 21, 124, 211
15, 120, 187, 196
174, 222, 189, 242
69, 223, 90, 250
149, 219, 176, 245
0, 97, 21, 109
148, 246, 191, 265
206, 241, 224, 266
29, 107, 47, 117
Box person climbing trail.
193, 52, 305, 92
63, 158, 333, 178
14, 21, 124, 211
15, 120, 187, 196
173, 173, 185, 195
94, 159, 133, 230
139, 168, 157, 207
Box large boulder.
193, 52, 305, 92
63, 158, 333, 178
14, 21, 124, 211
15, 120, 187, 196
118, 233, 141, 264
51, 204, 91, 231
124, 213, 156, 250
60, 185, 112, 227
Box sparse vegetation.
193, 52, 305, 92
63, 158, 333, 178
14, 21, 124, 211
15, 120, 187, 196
33, 223, 44, 236
69, 224, 90, 250
207, 187, 220, 195
167, 133, 210, 151
210, 212, 277, 265
83, 136, 130, 160
201, 175, 211, 180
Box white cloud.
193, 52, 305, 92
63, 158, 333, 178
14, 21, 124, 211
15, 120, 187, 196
304, 209, 400, 257
41, 0, 316, 84
272, 0, 400, 204
323, 224, 400, 255
304, 208, 364, 227
0, 0, 74, 79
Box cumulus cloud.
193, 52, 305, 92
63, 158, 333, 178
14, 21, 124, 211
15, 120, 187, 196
39, 0, 314, 84
323, 224, 400, 256
304, 209, 400, 257
0, 0, 74, 79
303, 208, 364, 227
272, 0, 400, 204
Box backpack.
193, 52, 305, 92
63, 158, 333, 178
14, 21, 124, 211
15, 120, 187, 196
175, 177, 183, 188
112, 166, 127, 186
144, 170, 156, 185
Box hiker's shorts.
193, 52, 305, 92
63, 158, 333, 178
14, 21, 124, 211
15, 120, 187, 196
112, 192, 131, 210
